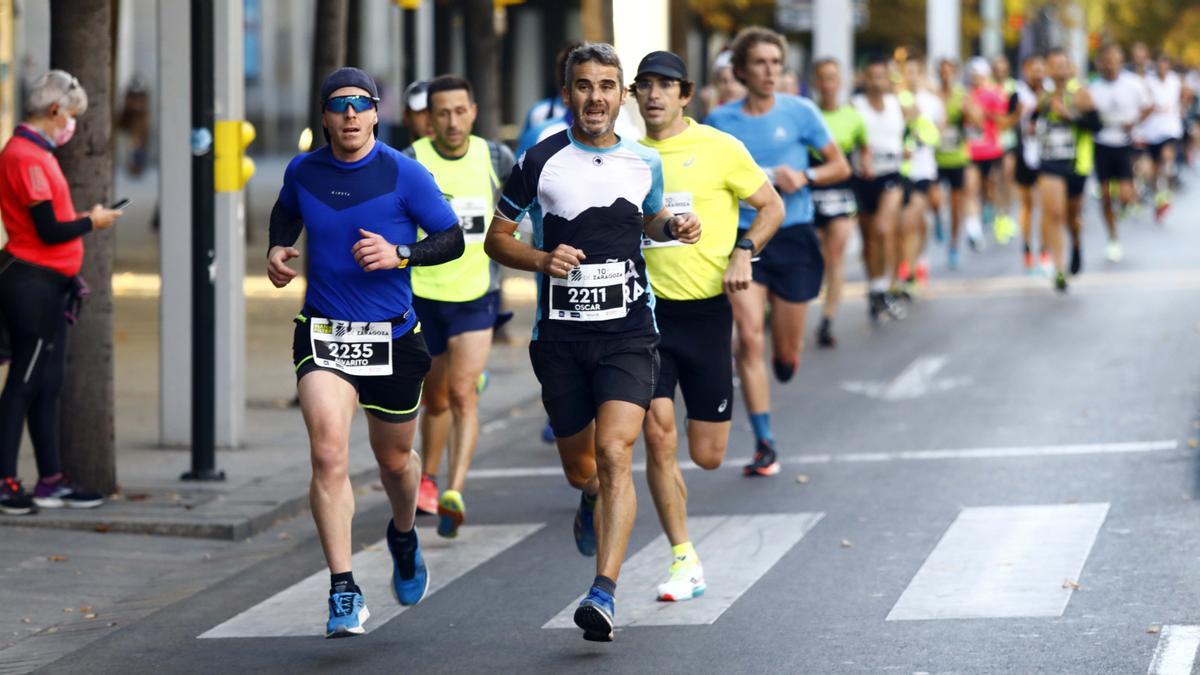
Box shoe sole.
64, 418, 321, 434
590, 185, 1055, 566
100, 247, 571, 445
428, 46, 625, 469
574, 604, 614, 642
436, 502, 464, 539
743, 462, 781, 477
34, 497, 104, 509
325, 607, 370, 639
0, 505, 36, 515
658, 585, 706, 602
392, 565, 431, 607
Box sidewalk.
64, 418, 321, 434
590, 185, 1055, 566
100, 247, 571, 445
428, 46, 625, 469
0, 288, 543, 540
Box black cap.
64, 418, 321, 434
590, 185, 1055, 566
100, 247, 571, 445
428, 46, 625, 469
320, 67, 379, 105
635, 51, 688, 81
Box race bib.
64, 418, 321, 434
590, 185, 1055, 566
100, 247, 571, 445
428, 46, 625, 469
641, 192, 691, 249
1039, 122, 1076, 161
549, 261, 627, 322
939, 126, 961, 152
812, 189, 856, 217
452, 196, 489, 244
309, 318, 393, 376
873, 151, 902, 175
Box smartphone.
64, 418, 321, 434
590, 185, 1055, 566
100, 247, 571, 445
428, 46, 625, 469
110, 198, 131, 210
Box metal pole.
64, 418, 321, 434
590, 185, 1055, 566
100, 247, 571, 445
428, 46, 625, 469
184, 0, 223, 481
814, 0, 854, 101
981, 0, 1003, 59
927, 0, 961, 75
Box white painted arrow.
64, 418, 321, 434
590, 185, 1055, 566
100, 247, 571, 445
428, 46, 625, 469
841, 354, 971, 401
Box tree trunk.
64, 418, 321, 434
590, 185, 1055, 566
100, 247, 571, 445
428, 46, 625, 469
307, 0, 349, 151
49, 0, 116, 494
465, 0, 499, 140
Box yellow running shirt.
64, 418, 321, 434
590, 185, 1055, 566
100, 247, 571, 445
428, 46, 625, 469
638, 118, 767, 301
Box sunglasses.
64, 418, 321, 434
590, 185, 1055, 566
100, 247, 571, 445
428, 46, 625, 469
325, 95, 377, 114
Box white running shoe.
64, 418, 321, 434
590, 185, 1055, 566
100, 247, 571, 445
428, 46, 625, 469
1105, 240, 1123, 262
656, 562, 706, 602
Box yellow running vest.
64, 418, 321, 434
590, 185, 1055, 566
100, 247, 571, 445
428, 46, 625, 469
410, 136, 500, 302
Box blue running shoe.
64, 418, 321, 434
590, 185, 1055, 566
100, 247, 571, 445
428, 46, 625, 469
325, 591, 369, 638
573, 491, 597, 557
541, 420, 556, 444
574, 586, 615, 642
387, 520, 430, 606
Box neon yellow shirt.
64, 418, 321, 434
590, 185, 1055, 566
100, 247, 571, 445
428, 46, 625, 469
638, 118, 767, 301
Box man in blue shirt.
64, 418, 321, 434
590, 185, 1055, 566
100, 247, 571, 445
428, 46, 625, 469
266, 67, 464, 639
705, 27, 851, 477
486, 43, 700, 643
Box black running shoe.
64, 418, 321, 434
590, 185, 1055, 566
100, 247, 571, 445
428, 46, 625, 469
772, 358, 796, 383
33, 477, 103, 509
868, 292, 885, 323
1069, 243, 1082, 276
817, 319, 836, 349
0, 478, 36, 515
743, 440, 780, 477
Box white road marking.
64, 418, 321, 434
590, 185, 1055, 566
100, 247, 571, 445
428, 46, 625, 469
842, 354, 971, 401
887, 503, 1110, 621
1148, 625, 1200, 675
467, 440, 1180, 480
543, 512, 823, 629
199, 523, 544, 638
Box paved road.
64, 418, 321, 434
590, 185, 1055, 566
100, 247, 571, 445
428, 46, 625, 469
7, 177, 1200, 674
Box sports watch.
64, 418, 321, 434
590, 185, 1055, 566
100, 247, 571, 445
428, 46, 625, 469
734, 237, 755, 254
395, 244, 412, 269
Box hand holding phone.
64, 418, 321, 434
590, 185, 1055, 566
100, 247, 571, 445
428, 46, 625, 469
110, 198, 131, 210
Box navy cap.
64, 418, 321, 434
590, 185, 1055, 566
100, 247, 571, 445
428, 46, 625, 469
320, 67, 379, 104
635, 51, 688, 81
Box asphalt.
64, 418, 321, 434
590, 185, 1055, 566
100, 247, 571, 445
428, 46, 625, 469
2, 167, 1200, 673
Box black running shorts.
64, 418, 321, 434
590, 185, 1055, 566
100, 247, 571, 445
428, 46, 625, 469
293, 315, 431, 424
853, 173, 903, 214
939, 166, 966, 190
529, 334, 659, 438
1094, 144, 1133, 182
1039, 163, 1088, 197
652, 295, 733, 423
745, 224, 825, 303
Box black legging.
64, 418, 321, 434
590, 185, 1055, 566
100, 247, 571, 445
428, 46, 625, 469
0, 256, 70, 479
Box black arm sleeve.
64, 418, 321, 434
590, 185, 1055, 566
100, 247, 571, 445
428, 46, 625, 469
408, 226, 465, 267
29, 201, 92, 244
1077, 110, 1103, 134
268, 199, 304, 251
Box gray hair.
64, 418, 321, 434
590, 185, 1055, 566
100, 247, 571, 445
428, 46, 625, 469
24, 70, 88, 118
563, 42, 623, 90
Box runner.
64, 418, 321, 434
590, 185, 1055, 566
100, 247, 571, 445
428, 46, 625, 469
266, 68, 464, 638
1035, 50, 1099, 292
853, 57, 907, 322
933, 58, 970, 269
402, 80, 432, 145
965, 57, 1007, 253
1089, 43, 1153, 262
1143, 53, 1184, 222
402, 75, 515, 537
484, 43, 701, 642
897, 58, 942, 297
705, 27, 850, 476
1014, 54, 1048, 274
991, 55, 1020, 245
811, 58, 868, 348
631, 50, 783, 602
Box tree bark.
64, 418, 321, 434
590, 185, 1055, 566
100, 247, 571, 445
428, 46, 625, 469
307, 0, 349, 151
49, 0, 116, 493
465, 0, 499, 140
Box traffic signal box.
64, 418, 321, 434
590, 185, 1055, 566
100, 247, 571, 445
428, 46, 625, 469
214, 120, 256, 192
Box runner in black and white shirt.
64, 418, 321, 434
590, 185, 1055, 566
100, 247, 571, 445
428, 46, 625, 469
485, 42, 700, 644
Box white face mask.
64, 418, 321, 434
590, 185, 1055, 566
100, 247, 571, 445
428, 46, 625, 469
52, 114, 76, 147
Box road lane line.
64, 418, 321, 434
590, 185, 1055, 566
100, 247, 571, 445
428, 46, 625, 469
199, 523, 544, 638
1148, 625, 1200, 675
468, 440, 1180, 480
542, 512, 824, 629
887, 503, 1109, 621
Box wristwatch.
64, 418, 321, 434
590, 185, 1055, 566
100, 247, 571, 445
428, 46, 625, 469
803, 168, 817, 184
395, 244, 411, 269
734, 237, 755, 254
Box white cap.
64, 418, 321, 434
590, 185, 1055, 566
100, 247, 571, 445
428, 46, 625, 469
968, 57, 992, 80
713, 50, 733, 71
404, 80, 428, 112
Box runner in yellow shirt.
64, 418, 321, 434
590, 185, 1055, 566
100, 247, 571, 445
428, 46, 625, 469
632, 51, 783, 602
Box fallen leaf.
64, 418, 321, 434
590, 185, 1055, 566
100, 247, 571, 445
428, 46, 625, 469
84, 613, 97, 620
79, 606, 92, 613
20, 618, 30, 624
46, 627, 58, 634
1062, 579, 1081, 590
94, 524, 110, 534
63, 608, 73, 613
840, 539, 854, 549
795, 474, 810, 484
47, 555, 68, 562
126, 493, 150, 502
1148, 624, 1163, 634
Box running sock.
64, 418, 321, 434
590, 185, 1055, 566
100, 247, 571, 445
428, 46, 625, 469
330, 571, 359, 596
749, 413, 773, 444
387, 520, 418, 577
869, 277, 889, 293
671, 541, 699, 569
592, 575, 617, 596
581, 490, 597, 510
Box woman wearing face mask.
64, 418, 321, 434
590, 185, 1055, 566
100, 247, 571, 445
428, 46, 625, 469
0, 70, 122, 514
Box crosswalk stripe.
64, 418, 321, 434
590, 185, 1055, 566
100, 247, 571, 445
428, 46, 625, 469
467, 440, 1179, 480
887, 503, 1109, 621
199, 523, 544, 638
1148, 626, 1200, 675
542, 512, 824, 630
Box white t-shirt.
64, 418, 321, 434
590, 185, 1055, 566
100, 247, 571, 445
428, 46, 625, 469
1015, 80, 1041, 169
853, 93, 906, 176
1090, 71, 1152, 147
909, 91, 943, 181
1142, 71, 1183, 143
